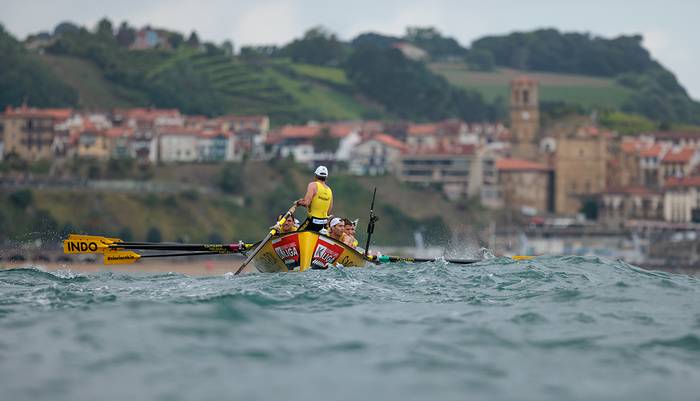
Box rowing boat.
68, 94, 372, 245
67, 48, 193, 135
61, 192, 533, 272
237, 230, 371, 274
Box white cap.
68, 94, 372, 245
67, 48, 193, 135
330, 217, 343, 227
314, 165, 329, 177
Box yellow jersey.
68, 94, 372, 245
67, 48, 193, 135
308, 181, 332, 218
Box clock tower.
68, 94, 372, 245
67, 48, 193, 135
510, 76, 540, 160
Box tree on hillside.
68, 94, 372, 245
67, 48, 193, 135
404, 26, 467, 60
351, 32, 401, 49
281, 26, 346, 66
187, 31, 200, 47
221, 40, 234, 57
0, 25, 78, 107
345, 45, 496, 121
54, 21, 79, 36
96, 18, 114, 38
471, 29, 656, 77
116, 22, 136, 47
167, 32, 184, 49
464, 49, 495, 71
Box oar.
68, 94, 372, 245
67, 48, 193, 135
368, 254, 535, 265
63, 234, 254, 255
102, 250, 227, 265
233, 203, 297, 275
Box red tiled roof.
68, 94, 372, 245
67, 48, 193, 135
330, 124, 360, 138
277, 125, 321, 139
104, 127, 134, 138
115, 108, 181, 121
665, 176, 700, 188
215, 115, 268, 123
496, 158, 550, 172
3, 106, 73, 120
407, 123, 439, 136
370, 134, 408, 151
639, 144, 665, 158
661, 147, 695, 163
621, 139, 643, 154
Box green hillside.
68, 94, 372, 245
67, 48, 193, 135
5, 21, 700, 126
39, 54, 149, 108
39, 40, 373, 122
0, 161, 485, 246
430, 62, 634, 108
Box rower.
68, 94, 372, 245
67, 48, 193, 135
341, 218, 359, 248
277, 214, 299, 234
328, 217, 345, 241
296, 166, 333, 232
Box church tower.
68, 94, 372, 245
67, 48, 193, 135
510, 76, 540, 160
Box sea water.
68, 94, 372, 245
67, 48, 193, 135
1, 257, 699, 401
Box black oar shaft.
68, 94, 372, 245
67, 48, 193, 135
372, 255, 481, 265
111, 243, 248, 253
139, 251, 226, 259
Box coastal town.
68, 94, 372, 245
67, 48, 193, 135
3, 75, 700, 268
3, 77, 700, 228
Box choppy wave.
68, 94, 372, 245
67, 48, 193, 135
1, 257, 699, 401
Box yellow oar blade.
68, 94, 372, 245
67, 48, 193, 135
68, 234, 123, 243
63, 234, 119, 254
103, 251, 141, 265
511, 255, 535, 260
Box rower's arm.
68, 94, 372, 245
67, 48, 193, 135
328, 197, 333, 215
297, 182, 316, 207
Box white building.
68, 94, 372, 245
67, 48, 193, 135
664, 176, 700, 223
130, 130, 157, 164
397, 144, 483, 200
349, 134, 407, 175
158, 128, 199, 163
197, 131, 236, 162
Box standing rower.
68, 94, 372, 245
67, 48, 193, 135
296, 166, 333, 232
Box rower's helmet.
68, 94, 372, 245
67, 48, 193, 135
314, 165, 329, 178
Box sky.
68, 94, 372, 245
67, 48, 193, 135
2, 0, 699, 99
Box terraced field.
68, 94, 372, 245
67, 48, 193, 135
40, 48, 373, 123
430, 62, 634, 108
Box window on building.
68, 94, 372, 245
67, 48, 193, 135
523, 90, 529, 105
